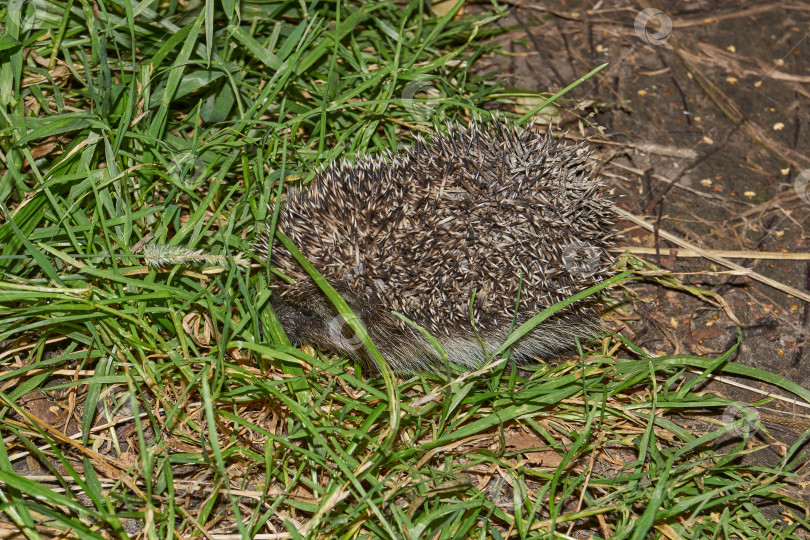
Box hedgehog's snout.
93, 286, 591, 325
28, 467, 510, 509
272, 300, 319, 347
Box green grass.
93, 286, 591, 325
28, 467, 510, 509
1, 0, 809, 538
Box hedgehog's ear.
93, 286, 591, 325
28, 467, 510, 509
331, 284, 363, 310
322, 284, 372, 319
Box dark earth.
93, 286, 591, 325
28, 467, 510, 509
474, 0, 810, 514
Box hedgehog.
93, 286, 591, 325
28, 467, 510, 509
254, 119, 615, 373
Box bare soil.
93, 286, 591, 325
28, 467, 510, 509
478, 0, 810, 493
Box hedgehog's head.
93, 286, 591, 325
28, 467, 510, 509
252, 234, 401, 366
270, 281, 437, 372
272, 282, 359, 355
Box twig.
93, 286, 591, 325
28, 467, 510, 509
615, 207, 810, 304
617, 246, 810, 261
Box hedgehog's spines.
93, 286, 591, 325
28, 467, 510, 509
264, 119, 615, 372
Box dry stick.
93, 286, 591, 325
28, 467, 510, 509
685, 369, 810, 412
615, 206, 810, 304
616, 246, 810, 261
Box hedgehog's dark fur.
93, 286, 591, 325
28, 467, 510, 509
254, 120, 615, 373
